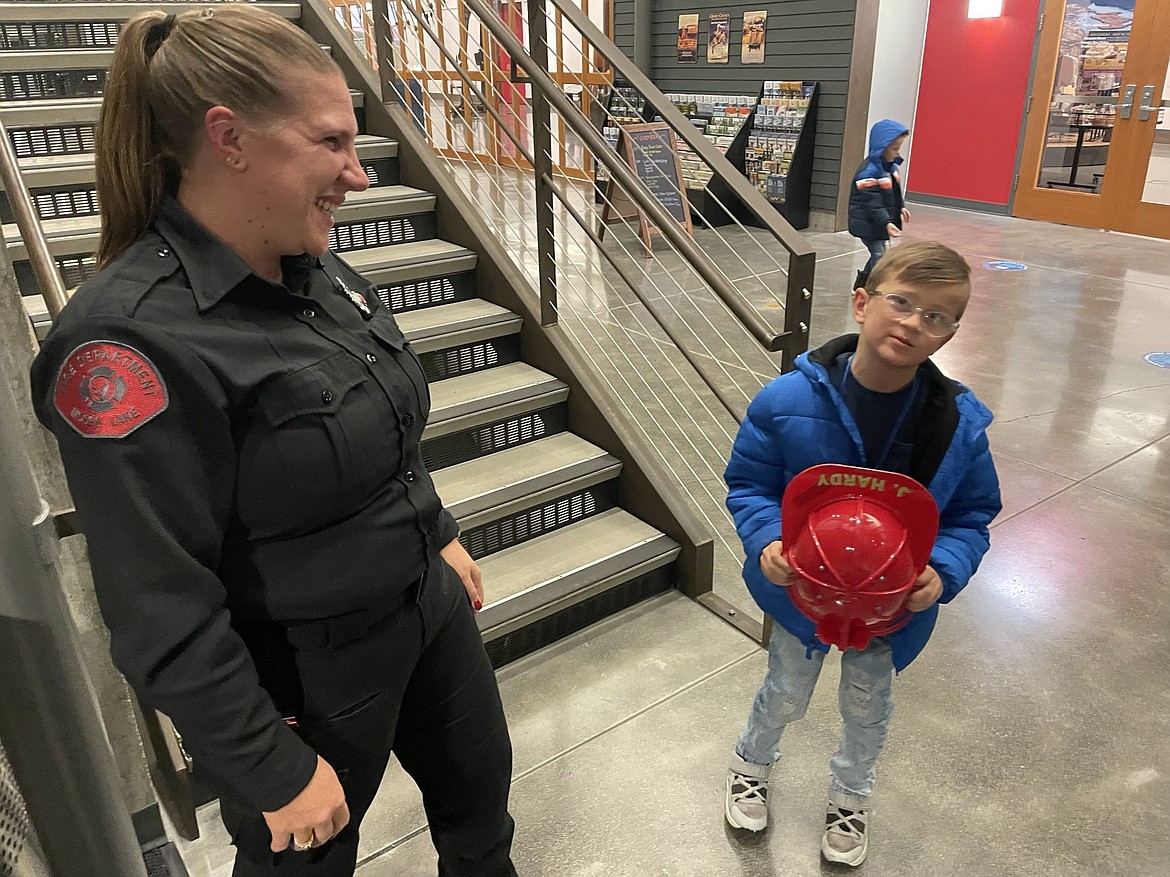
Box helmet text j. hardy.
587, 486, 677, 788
816, 472, 915, 497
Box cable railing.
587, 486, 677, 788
368, 0, 815, 355
342, 0, 821, 625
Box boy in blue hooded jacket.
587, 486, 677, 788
721, 241, 1001, 866
849, 119, 912, 292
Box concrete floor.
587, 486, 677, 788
174, 192, 1170, 876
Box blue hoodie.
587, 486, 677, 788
848, 119, 909, 241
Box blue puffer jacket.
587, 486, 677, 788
725, 335, 1002, 671
848, 119, 909, 241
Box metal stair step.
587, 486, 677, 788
0, 3, 301, 24
0, 49, 114, 71
8, 135, 398, 189
0, 89, 363, 124
396, 298, 520, 354
474, 508, 681, 641
0, 43, 335, 69
28, 297, 523, 363
433, 432, 621, 527
4, 185, 434, 261
334, 185, 435, 222
423, 362, 568, 440
343, 239, 478, 288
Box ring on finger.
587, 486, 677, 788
294, 835, 315, 851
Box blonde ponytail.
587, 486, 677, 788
94, 12, 174, 269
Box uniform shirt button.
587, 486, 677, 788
402, 413, 415, 427
157, 247, 170, 257
321, 389, 333, 404
366, 353, 378, 363
404, 470, 416, 483
302, 308, 315, 318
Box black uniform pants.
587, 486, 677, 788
222, 558, 518, 876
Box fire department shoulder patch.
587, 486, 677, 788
53, 341, 169, 438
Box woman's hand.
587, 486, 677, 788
263, 756, 349, 853
440, 538, 484, 611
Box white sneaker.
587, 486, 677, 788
724, 753, 769, 832
821, 804, 868, 866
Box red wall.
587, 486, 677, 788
909, 0, 1042, 205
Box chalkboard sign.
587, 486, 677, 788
598, 122, 693, 255
627, 124, 689, 225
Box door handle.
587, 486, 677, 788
1117, 83, 1136, 119
1137, 85, 1156, 121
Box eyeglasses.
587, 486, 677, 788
867, 291, 960, 337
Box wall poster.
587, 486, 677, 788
741, 10, 767, 64
707, 12, 730, 64
677, 14, 699, 64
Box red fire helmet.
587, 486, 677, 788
780, 464, 940, 651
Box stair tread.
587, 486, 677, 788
0, 49, 115, 68
476, 508, 679, 605
341, 185, 430, 207
4, 186, 435, 251
0, 3, 300, 23
427, 362, 566, 427
14, 135, 397, 175
1, 90, 362, 120
433, 433, 619, 520
396, 299, 518, 342
343, 239, 476, 272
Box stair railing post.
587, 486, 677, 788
0, 115, 68, 322
369, 0, 399, 104
527, 0, 558, 327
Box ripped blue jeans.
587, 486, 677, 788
735, 623, 894, 810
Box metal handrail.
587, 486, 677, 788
0, 114, 68, 325
421, 0, 798, 354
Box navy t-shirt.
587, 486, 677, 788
827, 353, 924, 475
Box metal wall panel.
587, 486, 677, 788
613, 0, 859, 214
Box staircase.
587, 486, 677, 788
0, 0, 695, 669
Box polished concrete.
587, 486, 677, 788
173, 193, 1170, 876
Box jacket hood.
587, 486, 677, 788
868, 119, 909, 165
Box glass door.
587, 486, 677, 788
1014, 0, 1170, 239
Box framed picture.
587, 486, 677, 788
708, 12, 730, 64
677, 14, 698, 64
741, 10, 767, 64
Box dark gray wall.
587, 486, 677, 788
613, 3, 634, 58
612, 0, 858, 216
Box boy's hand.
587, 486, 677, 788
886, 222, 902, 238
905, 565, 943, 612
901, 207, 912, 224
760, 541, 798, 586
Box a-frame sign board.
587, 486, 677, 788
598, 122, 694, 256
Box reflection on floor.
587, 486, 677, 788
174, 200, 1170, 877
1141, 141, 1170, 205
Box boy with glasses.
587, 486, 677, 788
722, 241, 1001, 866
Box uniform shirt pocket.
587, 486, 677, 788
237, 353, 399, 537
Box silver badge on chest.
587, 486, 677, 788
333, 275, 373, 318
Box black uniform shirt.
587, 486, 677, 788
29, 197, 459, 812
